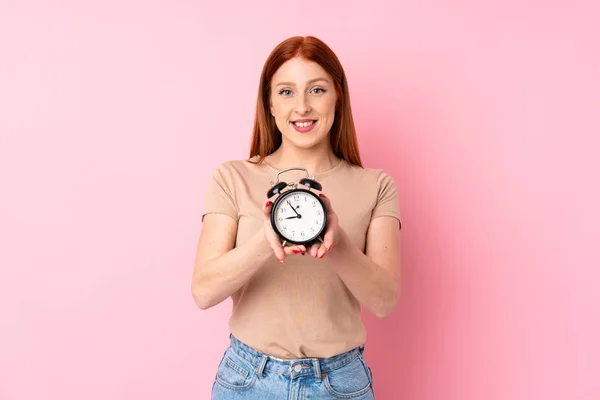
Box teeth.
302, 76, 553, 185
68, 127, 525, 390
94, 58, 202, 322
293, 121, 315, 128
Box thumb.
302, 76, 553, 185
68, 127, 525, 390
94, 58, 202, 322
264, 221, 285, 262
263, 200, 285, 262
263, 200, 273, 218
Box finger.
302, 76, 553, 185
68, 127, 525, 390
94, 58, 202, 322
266, 233, 285, 262
321, 215, 337, 253
263, 200, 273, 218
316, 244, 327, 258
318, 193, 332, 213
263, 220, 285, 263
317, 194, 336, 256
263, 200, 286, 262
309, 242, 320, 258
284, 244, 307, 256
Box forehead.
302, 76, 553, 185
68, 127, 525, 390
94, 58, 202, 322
272, 57, 331, 85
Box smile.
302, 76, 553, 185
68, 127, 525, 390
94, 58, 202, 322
290, 120, 317, 133
293, 120, 316, 127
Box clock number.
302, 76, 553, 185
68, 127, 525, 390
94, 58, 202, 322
312, 201, 316, 207
294, 195, 299, 201
281, 207, 287, 213
301, 231, 305, 237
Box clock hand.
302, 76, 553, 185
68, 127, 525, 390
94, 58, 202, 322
285, 216, 299, 219
287, 200, 301, 217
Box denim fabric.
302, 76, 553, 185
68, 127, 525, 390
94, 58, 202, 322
211, 334, 375, 399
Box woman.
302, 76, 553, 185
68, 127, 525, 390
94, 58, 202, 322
192, 35, 402, 399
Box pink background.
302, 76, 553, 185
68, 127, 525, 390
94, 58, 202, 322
1, 1, 598, 399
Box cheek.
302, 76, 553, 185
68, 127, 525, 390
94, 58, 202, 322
273, 100, 294, 116
322, 97, 337, 117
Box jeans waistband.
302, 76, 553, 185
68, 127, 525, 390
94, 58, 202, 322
228, 334, 364, 381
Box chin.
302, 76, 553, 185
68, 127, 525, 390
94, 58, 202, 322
283, 134, 328, 149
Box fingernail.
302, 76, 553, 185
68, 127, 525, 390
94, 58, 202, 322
277, 257, 283, 263
319, 253, 325, 258
319, 193, 326, 198
265, 201, 272, 207
292, 250, 301, 254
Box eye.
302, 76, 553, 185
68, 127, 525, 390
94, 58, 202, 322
279, 89, 292, 96
312, 87, 326, 94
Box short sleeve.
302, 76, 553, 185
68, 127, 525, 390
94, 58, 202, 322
201, 163, 239, 222
371, 171, 402, 230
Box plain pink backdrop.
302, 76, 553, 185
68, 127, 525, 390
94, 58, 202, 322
1, 1, 598, 399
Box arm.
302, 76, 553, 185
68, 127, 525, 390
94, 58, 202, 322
309, 193, 401, 318
326, 216, 401, 318
191, 202, 309, 310
191, 213, 273, 310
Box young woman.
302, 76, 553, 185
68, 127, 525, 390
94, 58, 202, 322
192, 35, 402, 399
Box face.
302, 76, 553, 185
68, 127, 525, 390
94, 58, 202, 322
269, 57, 338, 149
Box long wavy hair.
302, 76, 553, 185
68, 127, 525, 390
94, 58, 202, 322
248, 36, 362, 168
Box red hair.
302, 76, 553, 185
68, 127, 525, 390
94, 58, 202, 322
248, 36, 363, 168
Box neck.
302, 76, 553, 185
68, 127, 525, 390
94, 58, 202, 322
265, 141, 340, 175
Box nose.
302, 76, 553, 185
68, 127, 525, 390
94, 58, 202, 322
295, 93, 312, 115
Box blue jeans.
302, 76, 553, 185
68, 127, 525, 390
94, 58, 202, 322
211, 334, 375, 399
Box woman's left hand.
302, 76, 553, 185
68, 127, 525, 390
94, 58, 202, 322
309, 193, 339, 258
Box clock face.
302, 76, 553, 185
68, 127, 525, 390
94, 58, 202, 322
271, 189, 326, 243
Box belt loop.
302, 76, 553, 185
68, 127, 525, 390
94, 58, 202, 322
257, 354, 268, 378
312, 358, 322, 383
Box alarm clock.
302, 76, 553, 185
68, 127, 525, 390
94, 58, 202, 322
266, 167, 327, 246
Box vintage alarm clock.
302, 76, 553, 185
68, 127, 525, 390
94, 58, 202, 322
266, 167, 327, 246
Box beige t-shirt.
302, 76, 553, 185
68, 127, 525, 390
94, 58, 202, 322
202, 155, 401, 359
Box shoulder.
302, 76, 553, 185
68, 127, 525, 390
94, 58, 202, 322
208, 157, 270, 191
210, 157, 263, 178
342, 162, 398, 190
211, 158, 252, 173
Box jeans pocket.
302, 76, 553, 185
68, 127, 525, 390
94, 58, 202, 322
214, 348, 257, 391
323, 354, 373, 398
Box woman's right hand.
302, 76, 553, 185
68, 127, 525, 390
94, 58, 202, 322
263, 200, 306, 263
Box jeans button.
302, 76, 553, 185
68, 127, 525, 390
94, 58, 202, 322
294, 364, 302, 373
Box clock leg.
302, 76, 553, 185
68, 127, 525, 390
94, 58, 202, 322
281, 240, 287, 247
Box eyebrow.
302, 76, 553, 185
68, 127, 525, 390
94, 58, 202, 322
275, 77, 329, 87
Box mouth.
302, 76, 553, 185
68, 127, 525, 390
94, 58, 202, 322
291, 119, 317, 128
290, 119, 318, 133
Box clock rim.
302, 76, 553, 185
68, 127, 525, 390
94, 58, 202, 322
270, 188, 327, 245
